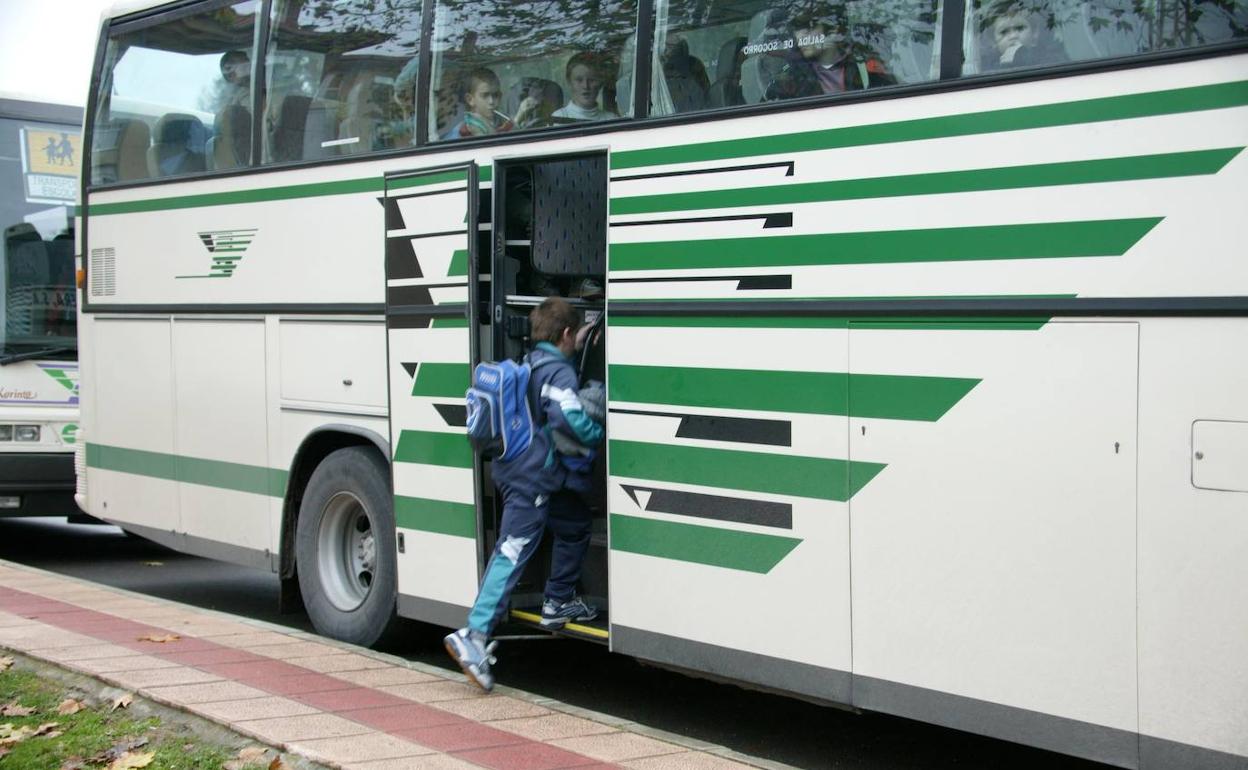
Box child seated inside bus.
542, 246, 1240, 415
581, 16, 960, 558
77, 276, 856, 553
445, 298, 604, 692
764, 2, 895, 100
552, 52, 617, 122
443, 67, 541, 139
984, 6, 1067, 71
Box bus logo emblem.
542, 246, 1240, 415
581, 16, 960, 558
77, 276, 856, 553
176, 228, 259, 279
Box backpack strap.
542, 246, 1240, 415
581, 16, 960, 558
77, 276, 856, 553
524, 353, 561, 428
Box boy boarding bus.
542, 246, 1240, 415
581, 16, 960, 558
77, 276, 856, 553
0, 94, 82, 517
75, 0, 1246, 767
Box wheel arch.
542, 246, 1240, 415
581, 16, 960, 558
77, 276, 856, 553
279, 425, 390, 583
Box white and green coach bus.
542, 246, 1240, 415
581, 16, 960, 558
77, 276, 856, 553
0, 95, 82, 518
76, 0, 1245, 766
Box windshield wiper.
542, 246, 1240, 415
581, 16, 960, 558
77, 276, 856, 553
0, 346, 76, 366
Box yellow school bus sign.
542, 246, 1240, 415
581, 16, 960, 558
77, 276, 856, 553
22, 127, 81, 203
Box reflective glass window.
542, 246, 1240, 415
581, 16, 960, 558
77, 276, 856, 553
1, 116, 78, 358
90, 2, 260, 184
263, 0, 423, 163
429, 0, 638, 142
647, 0, 943, 116
963, 0, 1248, 74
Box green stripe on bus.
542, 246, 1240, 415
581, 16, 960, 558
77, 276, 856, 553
609, 513, 801, 573
431, 316, 469, 328
610, 148, 1242, 215
395, 495, 475, 538
607, 315, 1051, 330
89, 177, 384, 216
609, 365, 977, 421
610, 218, 1160, 271
412, 362, 469, 398
87, 169, 466, 217
85, 443, 287, 497
448, 249, 469, 277
389, 169, 468, 190
611, 80, 1248, 170
609, 439, 884, 501
393, 429, 473, 468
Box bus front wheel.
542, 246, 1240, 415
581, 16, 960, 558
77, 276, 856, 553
296, 446, 400, 648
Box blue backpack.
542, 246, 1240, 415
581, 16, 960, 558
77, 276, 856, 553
465, 357, 554, 462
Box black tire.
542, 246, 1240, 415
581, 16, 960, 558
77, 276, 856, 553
296, 446, 401, 648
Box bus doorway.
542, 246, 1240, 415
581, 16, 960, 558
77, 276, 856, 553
471, 151, 609, 643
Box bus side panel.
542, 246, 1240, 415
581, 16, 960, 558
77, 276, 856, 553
1137, 318, 1248, 766
849, 322, 1139, 767
86, 317, 179, 533
172, 318, 271, 555
607, 323, 854, 702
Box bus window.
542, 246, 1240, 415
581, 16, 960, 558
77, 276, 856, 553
262, 0, 423, 164
649, 0, 942, 116
428, 0, 638, 142
963, 0, 1248, 75
89, 2, 260, 184
1, 114, 78, 358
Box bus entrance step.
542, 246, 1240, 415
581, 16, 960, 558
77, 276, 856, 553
509, 608, 609, 644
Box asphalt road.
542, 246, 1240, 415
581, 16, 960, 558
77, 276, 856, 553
0, 516, 1112, 770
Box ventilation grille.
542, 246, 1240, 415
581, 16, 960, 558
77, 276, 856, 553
89, 247, 116, 297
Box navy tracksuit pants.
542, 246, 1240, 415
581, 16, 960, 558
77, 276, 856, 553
467, 488, 592, 636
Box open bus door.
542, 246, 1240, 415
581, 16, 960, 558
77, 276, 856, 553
473, 152, 610, 643
383, 162, 484, 628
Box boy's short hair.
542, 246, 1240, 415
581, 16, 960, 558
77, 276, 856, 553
565, 51, 603, 81
531, 297, 580, 345
460, 67, 500, 99
791, 1, 849, 33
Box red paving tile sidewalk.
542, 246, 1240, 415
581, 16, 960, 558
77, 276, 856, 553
0, 560, 768, 770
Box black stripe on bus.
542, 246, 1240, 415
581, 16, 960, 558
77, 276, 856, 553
385, 285, 433, 308
621, 484, 794, 529
385, 238, 423, 281
610, 408, 793, 447
435, 403, 468, 427
610, 160, 795, 182
610, 212, 793, 230
611, 274, 793, 291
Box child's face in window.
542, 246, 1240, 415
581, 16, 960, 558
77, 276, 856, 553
993, 14, 1033, 58
568, 64, 603, 110
796, 21, 847, 63
222, 57, 249, 86
465, 78, 502, 121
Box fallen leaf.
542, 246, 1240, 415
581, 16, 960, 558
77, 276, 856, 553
268, 757, 289, 770
136, 633, 180, 644
32, 722, 60, 737
0, 722, 35, 746
57, 698, 85, 715
0, 657, 12, 671
223, 746, 272, 770
1, 702, 35, 717
108, 750, 155, 770
110, 693, 133, 711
